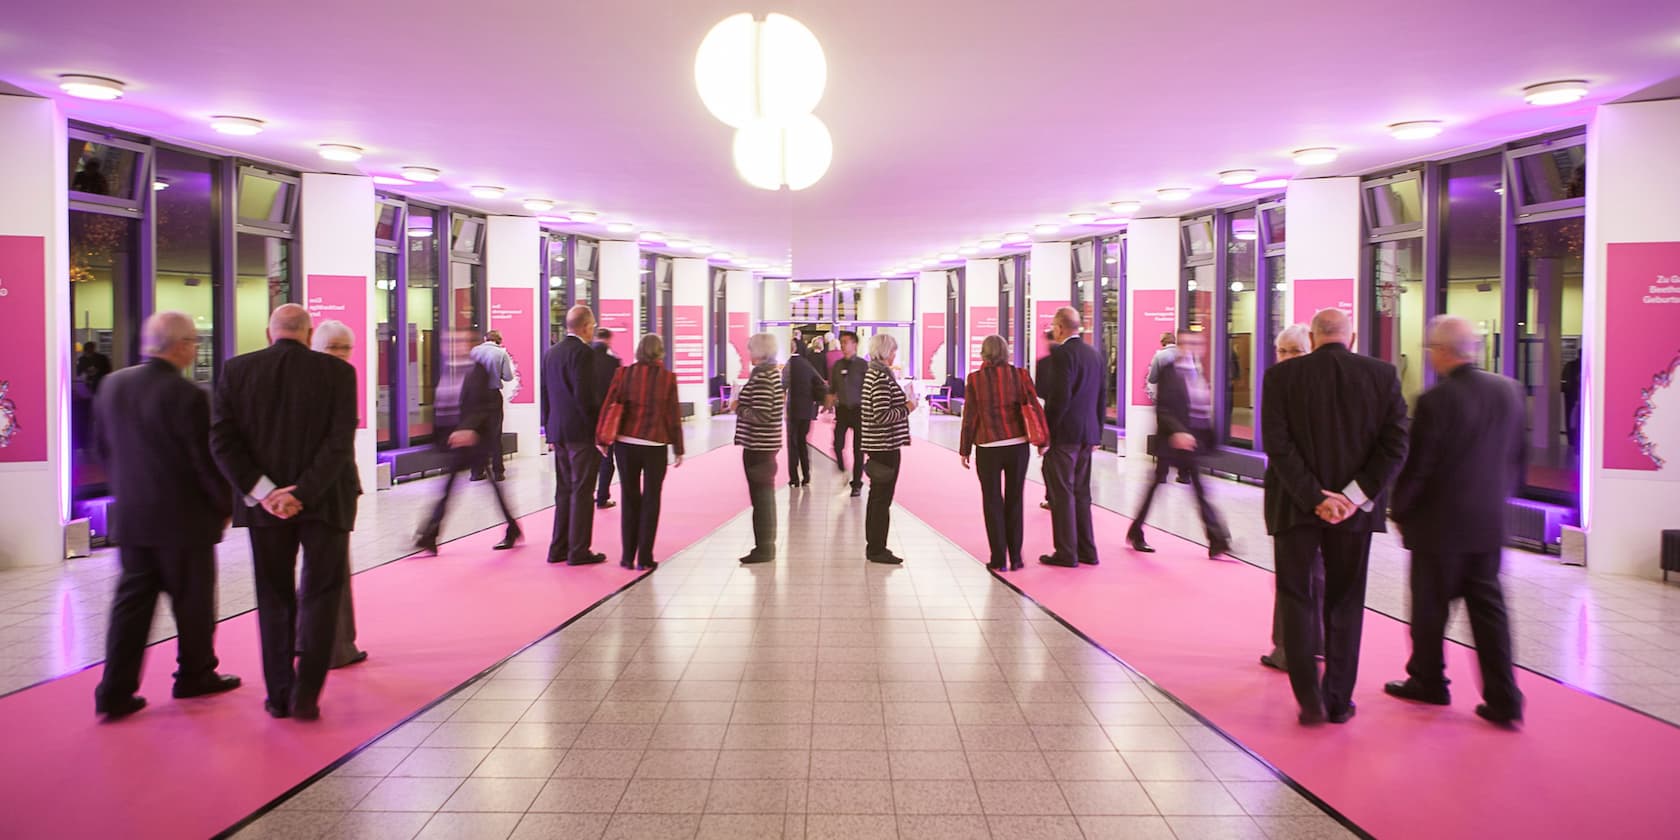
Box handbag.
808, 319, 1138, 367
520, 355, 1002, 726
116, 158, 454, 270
1020, 398, 1050, 448
596, 401, 624, 447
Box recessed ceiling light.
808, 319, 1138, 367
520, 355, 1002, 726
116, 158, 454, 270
1067, 212, 1098, 224
713, 251, 734, 261
318, 143, 364, 162
58, 74, 125, 100
1242, 178, 1289, 190
1033, 223, 1060, 235
1002, 232, 1031, 244
401, 166, 441, 182
469, 185, 506, 199
407, 227, 433, 239
1523, 80, 1589, 106
568, 210, 599, 223
691, 244, 715, 255
1291, 147, 1339, 166
958, 245, 978, 256
1218, 169, 1258, 185
666, 237, 691, 250
1108, 200, 1142, 215
523, 198, 555, 212
372, 175, 412, 186
537, 215, 572, 224
1230, 281, 1246, 292
1155, 187, 1192, 201
980, 238, 1003, 250
209, 115, 265, 136
639, 231, 665, 243
939, 252, 959, 261
1388, 120, 1443, 140
606, 221, 634, 233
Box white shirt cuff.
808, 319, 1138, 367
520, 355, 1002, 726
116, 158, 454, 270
245, 475, 277, 507
1341, 481, 1374, 512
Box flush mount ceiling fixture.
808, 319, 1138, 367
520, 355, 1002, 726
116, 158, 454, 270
696, 13, 833, 191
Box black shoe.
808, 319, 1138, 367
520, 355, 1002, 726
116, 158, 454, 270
1039, 554, 1078, 568
620, 558, 635, 569
291, 700, 321, 722
638, 560, 659, 571
1126, 532, 1156, 553
739, 553, 773, 565
492, 525, 523, 551
867, 552, 904, 565
986, 560, 1006, 571
493, 472, 507, 482
1259, 653, 1286, 671
1298, 706, 1326, 726
568, 553, 607, 566
470, 472, 487, 482
264, 699, 291, 719
1475, 703, 1523, 729
1384, 679, 1451, 706
331, 650, 370, 669
596, 500, 616, 510
96, 694, 147, 720
799, 479, 810, 487
1078, 557, 1100, 566
1009, 558, 1024, 571
850, 487, 862, 498
789, 480, 801, 488
1207, 539, 1232, 559
414, 533, 440, 556
173, 673, 242, 699
547, 554, 566, 564
1327, 702, 1357, 724
1176, 473, 1192, 484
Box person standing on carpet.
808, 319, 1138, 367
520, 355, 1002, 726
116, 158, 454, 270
467, 330, 515, 483
783, 346, 827, 487
1261, 307, 1408, 727
734, 333, 785, 564
1125, 328, 1232, 558
961, 335, 1042, 571
1259, 324, 1320, 673
1034, 327, 1063, 511
310, 321, 369, 669
598, 334, 685, 571
211, 304, 357, 721
541, 306, 608, 567
827, 331, 867, 497
415, 328, 523, 555
1038, 307, 1104, 569
861, 333, 916, 565
1383, 315, 1525, 728
591, 328, 623, 510
93, 312, 242, 720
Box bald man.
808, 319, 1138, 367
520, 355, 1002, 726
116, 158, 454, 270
1385, 315, 1525, 727
1039, 307, 1105, 568
540, 305, 608, 566
211, 304, 358, 721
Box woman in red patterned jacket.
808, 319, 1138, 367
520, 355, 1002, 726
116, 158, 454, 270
597, 334, 685, 571
960, 334, 1042, 571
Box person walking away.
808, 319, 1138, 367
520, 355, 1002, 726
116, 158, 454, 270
541, 306, 608, 566
827, 331, 867, 496
1126, 328, 1232, 558
861, 333, 916, 565
783, 348, 826, 487
309, 321, 369, 669
1038, 308, 1104, 568
597, 334, 685, 571
961, 334, 1042, 571
735, 333, 785, 564
591, 328, 623, 509
468, 330, 515, 482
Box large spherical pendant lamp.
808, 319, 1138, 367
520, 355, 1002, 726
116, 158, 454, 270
733, 114, 833, 191
696, 13, 827, 129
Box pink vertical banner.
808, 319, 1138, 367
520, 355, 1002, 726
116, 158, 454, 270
1292, 278, 1356, 336
727, 312, 751, 379
1604, 242, 1680, 473
490, 287, 536, 405
306, 274, 368, 429
598, 298, 635, 348
1034, 298, 1070, 362
920, 312, 945, 380
968, 306, 998, 374
672, 304, 705, 385
0, 235, 47, 462
1131, 290, 1177, 405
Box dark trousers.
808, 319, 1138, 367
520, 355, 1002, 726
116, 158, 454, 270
742, 449, 778, 557
1129, 431, 1229, 544
1274, 525, 1372, 714
833, 404, 864, 489
1267, 561, 1324, 669
472, 400, 506, 479
550, 441, 602, 563
976, 443, 1029, 567
248, 521, 349, 710
865, 450, 902, 556
1043, 443, 1097, 564
596, 442, 616, 504
332, 568, 361, 667
422, 439, 517, 540
1406, 549, 1522, 714
787, 417, 813, 483
96, 544, 219, 704
617, 444, 670, 568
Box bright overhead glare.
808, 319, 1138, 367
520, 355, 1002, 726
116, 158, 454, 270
1105, 257, 1118, 264
713, 251, 734, 261
1388, 120, 1444, 140
209, 115, 265, 136
537, 215, 572, 224
1108, 200, 1142, 215
152, 179, 170, 191
666, 237, 690, 250
733, 114, 833, 191
318, 143, 364, 162
1033, 223, 1060, 235
1067, 212, 1098, 224
980, 238, 1003, 250
1155, 187, 1192, 201
1187, 280, 1199, 291
939, 252, 959, 261
1243, 178, 1289, 190
407, 227, 432, 239
469, 185, 506, 199
695, 13, 826, 129
523, 198, 555, 212
401, 166, 441, 182
639, 231, 666, 243
1218, 169, 1258, 185
958, 245, 978, 256
606, 221, 634, 234
568, 210, 599, 223
1230, 281, 1245, 292
58, 74, 125, 100
1002, 232, 1031, 244
1291, 147, 1339, 166
1523, 80, 1589, 106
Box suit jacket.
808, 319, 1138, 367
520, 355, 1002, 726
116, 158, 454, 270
94, 358, 231, 547
1261, 343, 1409, 535
541, 335, 601, 444
1042, 335, 1104, 447
782, 354, 827, 420
591, 341, 622, 399
211, 339, 359, 531
1390, 364, 1525, 553
1151, 358, 1199, 437
450, 359, 501, 447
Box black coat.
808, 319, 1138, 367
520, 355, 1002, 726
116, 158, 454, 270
1260, 343, 1409, 536
94, 358, 231, 547
541, 335, 601, 444
1391, 364, 1526, 554
782, 354, 827, 420
1043, 335, 1105, 447
211, 339, 359, 532
591, 341, 622, 400
1151, 357, 1204, 437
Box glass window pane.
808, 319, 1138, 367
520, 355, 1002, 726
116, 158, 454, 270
1183, 219, 1214, 257
1371, 238, 1426, 411
1516, 145, 1586, 206
1102, 237, 1122, 426
1225, 210, 1258, 447
237, 170, 294, 227
547, 235, 569, 345
70, 210, 139, 500
1263, 205, 1286, 248
153, 149, 216, 384
235, 233, 291, 355
375, 251, 397, 447
1442, 153, 1504, 380
374, 202, 402, 242
575, 238, 598, 312
1267, 254, 1289, 340
1183, 264, 1214, 333
1366, 176, 1423, 229
1516, 216, 1584, 497
451, 216, 483, 255
68, 137, 141, 200
407, 213, 440, 443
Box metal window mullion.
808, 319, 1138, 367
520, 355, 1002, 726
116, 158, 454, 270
1210, 210, 1231, 447
214, 157, 238, 379
392, 224, 411, 448
1253, 224, 1272, 450
1421, 162, 1445, 390
1498, 156, 1520, 381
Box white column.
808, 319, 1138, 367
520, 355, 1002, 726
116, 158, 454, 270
1583, 97, 1680, 578
1283, 177, 1362, 335
300, 174, 377, 495
915, 271, 947, 382
597, 240, 641, 348
963, 259, 999, 377
761, 277, 790, 358
1124, 219, 1180, 460
725, 269, 754, 385
485, 216, 541, 456
671, 257, 711, 416
1029, 242, 1073, 363
0, 95, 69, 568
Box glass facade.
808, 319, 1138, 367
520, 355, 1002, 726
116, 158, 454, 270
407, 207, 442, 444
1224, 208, 1258, 447
1101, 236, 1123, 427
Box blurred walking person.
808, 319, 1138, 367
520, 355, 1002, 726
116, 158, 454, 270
415, 328, 522, 554
1126, 328, 1232, 558
783, 346, 826, 487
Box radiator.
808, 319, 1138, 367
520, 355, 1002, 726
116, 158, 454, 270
1505, 499, 1566, 554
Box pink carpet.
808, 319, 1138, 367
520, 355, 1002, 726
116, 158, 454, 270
0, 443, 755, 840
888, 438, 1680, 839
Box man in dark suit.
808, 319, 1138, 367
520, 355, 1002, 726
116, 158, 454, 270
591, 328, 623, 509
416, 329, 523, 554
1384, 315, 1526, 728
1127, 329, 1231, 557
211, 304, 358, 721
783, 350, 827, 486
1039, 307, 1105, 568
92, 313, 241, 719
1261, 308, 1408, 725
827, 331, 867, 497
1035, 328, 1063, 511
541, 306, 608, 566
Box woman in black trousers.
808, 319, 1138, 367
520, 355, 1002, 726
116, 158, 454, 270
734, 333, 785, 564
861, 333, 916, 565
960, 335, 1041, 571
597, 334, 685, 571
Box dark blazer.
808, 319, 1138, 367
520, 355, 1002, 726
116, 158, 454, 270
591, 341, 622, 401
1391, 364, 1526, 554
1151, 358, 1197, 437
211, 339, 359, 531
1261, 343, 1409, 535
1043, 335, 1104, 447
453, 359, 501, 443
541, 335, 601, 444
828, 355, 866, 408
94, 358, 231, 547
782, 354, 827, 420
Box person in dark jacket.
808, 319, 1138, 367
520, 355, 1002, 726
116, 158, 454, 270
1039, 308, 1104, 568
1035, 328, 1062, 510
783, 349, 827, 487
735, 333, 785, 564
1384, 315, 1526, 728
415, 328, 522, 554
310, 321, 369, 669
961, 335, 1040, 571
541, 306, 607, 566
827, 332, 867, 496
1126, 328, 1231, 557
597, 334, 685, 571
1259, 324, 1319, 673
93, 312, 241, 720
592, 328, 623, 509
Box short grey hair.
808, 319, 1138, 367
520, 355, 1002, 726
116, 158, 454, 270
1053, 306, 1081, 333
867, 332, 898, 361
636, 333, 666, 365
1274, 324, 1311, 357
1427, 314, 1481, 362
311, 319, 355, 353
141, 311, 196, 356
747, 332, 779, 365
980, 334, 1009, 365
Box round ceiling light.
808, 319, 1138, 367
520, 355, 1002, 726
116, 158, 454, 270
407, 217, 434, 238
209, 115, 265, 136
666, 237, 691, 250
1291, 147, 1339, 166
1108, 200, 1142, 215
639, 231, 666, 243
522, 198, 555, 212
1067, 212, 1098, 225
1388, 120, 1444, 140
1155, 187, 1192, 201
695, 13, 826, 129
1002, 232, 1031, 244
980, 238, 1003, 250
1033, 223, 1060, 235
469, 185, 506, 199
606, 221, 635, 234
733, 114, 833, 191
1523, 80, 1589, 106
1218, 169, 1258, 185
568, 210, 599, 223
1243, 178, 1289, 190
691, 244, 715, 255
318, 143, 364, 162
401, 166, 441, 182
58, 74, 125, 101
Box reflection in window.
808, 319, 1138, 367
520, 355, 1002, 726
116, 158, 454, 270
153, 149, 216, 383
375, 251, 397, 446
1442, 154, 1504, 377
1516, 217, 1584, 496
69, 211, 139, 500
237, 169, 295, 229
1515, 144, 1586, 206
235, 233, 290, 354
1371, 238, 1426, 409
1366, 175, 1423, 230
1225, 209, 1258, 447
68, 137, 142, 201
407, 212, 440, 443
1183, 264, 1214, 334
547, 234, 570, 345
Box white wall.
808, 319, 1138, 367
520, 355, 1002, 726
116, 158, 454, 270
963, 259, 1000, 377
1124, 218, 1180, 460
725, 269, 754, 385
300, 174, 377, 495
485, 216, 541, 454
915, 270, 947, 381
671, 257, 710, 416
1284, 177, 1363, 335
597, 240, 641, 348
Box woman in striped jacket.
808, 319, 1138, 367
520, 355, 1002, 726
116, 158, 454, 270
733, 333, 785, 564
597, 334, 684, 571
960, 334, 1040, 571
861, 333, 917, 565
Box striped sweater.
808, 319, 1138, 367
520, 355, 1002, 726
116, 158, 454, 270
733, 362, 785, 451
861, 361, 912, 452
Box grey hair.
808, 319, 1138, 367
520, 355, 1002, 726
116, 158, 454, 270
311, 319, 355, 353
867, 332, 898, 360
269, 303, 311, 338
747, 332, 779, 365
141, 311, 196, 356
980, 334, 1009, 365
1427, 314, 1481, 362
636, 333, 666, 365
1053, 306, 1081, 332
1274, 324, 1311, 357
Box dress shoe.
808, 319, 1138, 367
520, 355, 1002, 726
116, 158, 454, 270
1125, 531, 1156, 553
492, 524, 523, 551
264, 699, 291, 719
739, 553, 773, 565
1039, 553, 1078, 568
173, 673, 242, 699
788, 480, 801, 488
620, 558, 636, 570
867, 552, 904, 565
1475, 703, 1523, 729
1078, 557, 1100, 566
1207, 539, 1233, 559
1297, 706, 1327, 726
850, 487, 862, 498
470, 472, 487, 482
1384, 679, 1451, 706
493, 472, 506, 482
567, 553, 607, 566
986, 560, 1006, 571
638, 560, 659, 571
799, 479, 810, 487
291, 700, 321, 722
1327, 702, 1357, 724
1175, 473, 1192, 484
1009, 558, 1024, 571
331, 650, 370, 669
96, 694, 147, 720
546, 554, 566, 564
414, 534, 440, 556
596, 499, 616, 510
1259, 653, 1287, 671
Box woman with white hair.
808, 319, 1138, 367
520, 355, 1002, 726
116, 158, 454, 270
733, 333, 785, 564
308, 321, 368, 669
861, 332, 917, 564
960, 334, 1042, 571
1260, 323, 1321, 672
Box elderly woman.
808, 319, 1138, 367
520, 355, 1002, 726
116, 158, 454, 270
597, 334, 684, 571
861, 333, 917, 565
734, 333, 785, 564
308, 321, 367, 669
1260, 323, 1320, 672
960, 335, 1041, 571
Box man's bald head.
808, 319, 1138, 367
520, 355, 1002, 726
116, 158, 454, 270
566, 305, 597, 337
1309, 308, 1352, 349
268, 303, 312, 344
1051, 306, 1081, 341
